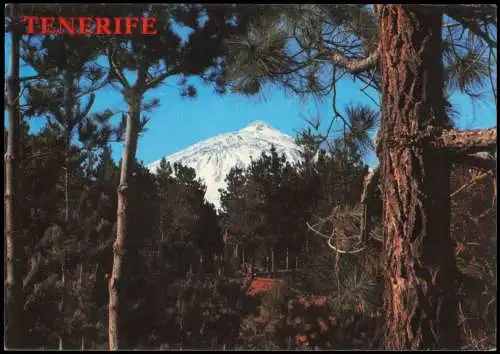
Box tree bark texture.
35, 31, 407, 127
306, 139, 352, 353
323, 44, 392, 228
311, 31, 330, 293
378, 5, 460, 349
5, 4, 22, 348
108, 91, 141, 350
434, 128, 497, 154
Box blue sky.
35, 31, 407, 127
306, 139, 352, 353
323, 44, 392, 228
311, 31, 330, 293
4, 27, 497, 169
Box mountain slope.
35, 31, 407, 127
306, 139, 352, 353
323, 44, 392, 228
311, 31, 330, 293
147, 121, 303, 209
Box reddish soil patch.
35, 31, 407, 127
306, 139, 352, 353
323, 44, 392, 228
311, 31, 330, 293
247, 277, 282, 296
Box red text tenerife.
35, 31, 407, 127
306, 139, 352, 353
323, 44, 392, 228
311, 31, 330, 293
22, 16, 158, 35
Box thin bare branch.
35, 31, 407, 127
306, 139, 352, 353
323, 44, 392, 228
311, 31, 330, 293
331, 66, 353, 131
359, 68, 377, 92
450, 170, 494, 199
354, 74, 381, 107
144, 70, 173, 91
307, 220, 367, 254
326, 236, 367, 254
307, 203, 376, 255
23, 151, 56, 161
488, 51, 497, 106
76, 93, 96, 121
306, 221, 331, 240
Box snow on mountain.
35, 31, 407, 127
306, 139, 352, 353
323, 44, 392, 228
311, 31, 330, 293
147, 121, 303, 209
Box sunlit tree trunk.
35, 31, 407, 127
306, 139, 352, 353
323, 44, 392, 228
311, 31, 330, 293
5, 4, 22, 348
377, 5, 459, 349
108, 89, 141, 350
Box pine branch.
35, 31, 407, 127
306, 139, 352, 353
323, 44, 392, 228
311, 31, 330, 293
306, 221, 330, 240
439, 5, 497, 49
22, 227, 115, 291
433, 127, 497, 154
20, 79, 109, 109
450, 170, 494, 199
306, 205, 372, 255
327, 236, 367, 254
144, 70, 173, 91
76, 93, 96, 121
19, 75, 43, 82
324, 47, 379, 74
107, 46, 130, 89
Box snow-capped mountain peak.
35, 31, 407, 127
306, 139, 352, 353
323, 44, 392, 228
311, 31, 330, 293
147, 121, 303, 209
240, 120, 274, 132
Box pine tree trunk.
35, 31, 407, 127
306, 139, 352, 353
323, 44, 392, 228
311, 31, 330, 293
59, 128, 71, 351
241, 247, 245, 271
234, 244, 239, 273
58, 262, 65, 350
79, 248, 85, 350
108, 92, 141, 350
378, 5, 459, 349
250, 251, 255, 277
266, 249, 270, 273
60, 71, 75, 350
160, 212, 165, 242
65, 131, 71, 223
79, 258, 83, 287
5, 5, 22, 348
216, 254, 222, 277
271, 248, 275, 273
291, 251, 297, 281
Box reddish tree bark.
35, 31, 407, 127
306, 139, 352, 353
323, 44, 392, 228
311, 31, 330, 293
377, 5, 460, 349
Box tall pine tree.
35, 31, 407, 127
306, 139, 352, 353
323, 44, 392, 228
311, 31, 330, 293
5, 5, 23, 347
222, 4, 497, 349
96, 5, 257, 348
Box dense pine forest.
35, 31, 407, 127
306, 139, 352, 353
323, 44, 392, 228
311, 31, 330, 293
5, 4, 497, 350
